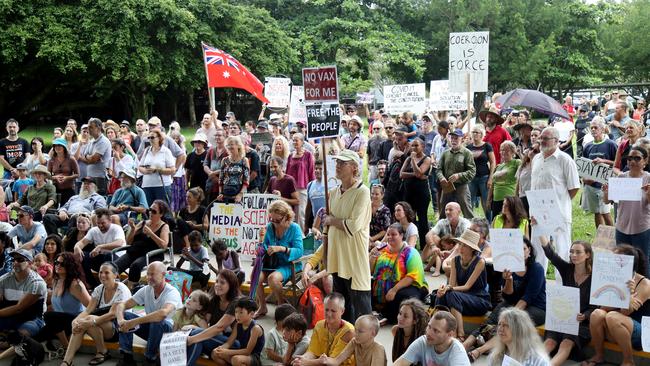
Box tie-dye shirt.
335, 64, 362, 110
372, 243, 427, 304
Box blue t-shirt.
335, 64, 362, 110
423, 130, 438, 155
307, 179, 325, 218
582, 139, 618, 188
8, 222, 47, 254
406, 124, 418, 142
12, 178, 34, 200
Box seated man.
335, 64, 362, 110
114, 261, 182, 366
74, 208, 127, 288
394, 311, 470, 366
292, 292, 354, 366
43, 176, 107, 235
0, 249, 47, 337
8, 206, 47, 254
422, 202, 471, 272
108, 168, 148, 226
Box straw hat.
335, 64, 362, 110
452, 229, 482, 252
31, 165, 51, 179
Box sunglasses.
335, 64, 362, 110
13, 257, 27, 263
373, 128, 381, 131
626, 156, 643, 162
385, 127, 394, 130
269, 216, 285, 224
148, 208, 159, 215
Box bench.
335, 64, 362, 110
463, 315, 650, 359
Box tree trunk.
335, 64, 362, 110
188, 89, 196, 127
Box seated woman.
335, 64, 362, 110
540, 237, 595, 366
43, 234, 63, 265
186, 269, 246, 366
7, 165, 56, 221
61, 262, 131, 366
492, 196, 529, 237
434, 229, 491, 340
464, 237, 546, 361
370, 223, 427, 323
368, 183, 391, 249
488, 307, 550, 366
62, 213, 91, 252
254, 200, 303, 318
391, 298, 428, 362
36, 252, 91, 352
584, 245, 650, 366
114, 200, 171, 289
391, 201, 418, 247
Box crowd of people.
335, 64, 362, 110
0, 91, 649, 366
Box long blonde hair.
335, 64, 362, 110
490, 308, 549, 365
271, 136, 290, 161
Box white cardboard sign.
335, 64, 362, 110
264, 77, 291, 108
288, 85, 307, 124
590, 251, 633, 308
575, 157, 615, 184
429, 80, 467, 111
546, 285, 580, 336
607, 177, 643, 202
490, 229, 525, 272
448, 31, 489, 93
642, 316, 650, 352
383, 83, 426, 115
160, 330, 191, 366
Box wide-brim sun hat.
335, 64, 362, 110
31, 165, 51, 179
478, 109, 505, 125
452, 229, 482, 252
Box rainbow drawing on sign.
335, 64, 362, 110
494, 252, 524, 263
592, 285, 627, 300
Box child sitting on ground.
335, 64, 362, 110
32, 253, 53, 287
211, 238, 245, 285
281, 313, 310, 365
320, 314, 387, 366
172, 230, 211, 288
211, 297, 265, 366
172, 289, 210, 331
424, 234, 457, 277
260, 303, 295, 365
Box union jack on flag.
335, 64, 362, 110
203, 44, 240, 72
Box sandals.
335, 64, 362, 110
88, 351, 111, 365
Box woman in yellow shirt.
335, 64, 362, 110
491, 196, 529, 238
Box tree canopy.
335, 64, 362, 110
0, 0, 646, 125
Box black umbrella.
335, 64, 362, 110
496, 88, 570, 120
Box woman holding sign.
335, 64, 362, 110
603, 146, 650, 269
584, 245, 650, 366
540, 236, 595, 366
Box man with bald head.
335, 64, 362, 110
530, 126, 579, 272
114, 261, 182, 366
421, 202, 471, 271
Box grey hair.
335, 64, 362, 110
542, 126, 560, 141
88, 118, 103, 129
470, 217, 490, 240
490, 308, 549, 365
590, 116, 606, 130
292, 132, 305, 141
500, 140, 516, 153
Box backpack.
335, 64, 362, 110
298, 285, 325, 329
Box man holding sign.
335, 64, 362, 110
580, 118, 617, 228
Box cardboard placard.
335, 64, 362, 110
160, 331, 191, 366
306, 103, 341, 139
356, 92, 374, 104
448, 31, 489, 92
575, 157, 615, 184
592, 225, 616, 252
240, 194, 278, 258
608, 177, 643, 202
590, 251, 633, 308
490, 229, 525, 272
208, 203, 243, 249
429, 80, 467, 111
302, 66, 339, 103
546, 285, 580, 336
264, 77, 291, 108
250, 132, 274, 146
288, 86, 307, 124
382, 83, 427, 115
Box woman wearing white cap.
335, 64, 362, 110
323, 149, 372, 322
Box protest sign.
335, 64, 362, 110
490, 229, 525, 272
250, 132, 274, 145
575, 157, 615, 184
502, 355, 522, 366
590, 251, 633, 308
240, 194, 277, 257
607, 177, 643, 201
525, 189, 566, 236
448, 31, 489, 93
592, 225, 616, 252
383, 83, 426, 115
546, 285, 580, 336
165, 270, 192, 302
325, 155, 341, 189
642, 317, 650, 352
289, 86, 307, 124
429, 80, 467, 111
264, 77, 291, 108
306, 103, 340, 139
208, 203, 243, 249
160, 330, 191, 366
302, 66, 338, 103
356, 92, 374, 104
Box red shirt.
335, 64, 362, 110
483, 125, 512, 164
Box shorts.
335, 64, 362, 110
632, 318, 642, 350
249, 353, 262, 366
581, 185, 611, 214
19, 317, 46, 337
263, 265, 292, 284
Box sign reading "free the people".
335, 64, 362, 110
305, 103, 340, 139
448, 31, 489, 93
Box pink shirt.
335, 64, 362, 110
285, 150, 315, 189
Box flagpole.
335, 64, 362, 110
321, 138, 330, 270
201, 42, 215, 115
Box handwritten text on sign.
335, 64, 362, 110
490, 229, 525, 272
448, 31, 489, 93
160, 331, 191, 366
240, 194, 278, 257
383, 83, 426, 115
575, 157, 615, 184
590, 252, 633, 308
289, 86, 307, 123
546, 285, 580, 336
302, 66, 338, 103
607, 177, 643, 202
264, 77, 291, 108
209, 203, 243, 249
429, 80, 467, 111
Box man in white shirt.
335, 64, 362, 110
114, 261, 182, 366
75, 208, 126, 288
530, 126, 580, 272
394, 311, 470, 366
